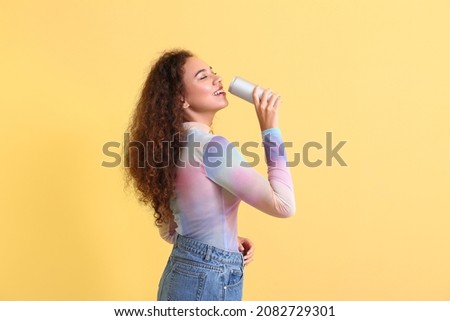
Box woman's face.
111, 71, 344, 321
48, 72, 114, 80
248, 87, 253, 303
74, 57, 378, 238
182, 57, 228, 113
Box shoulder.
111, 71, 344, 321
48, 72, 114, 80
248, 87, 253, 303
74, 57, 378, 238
184, 128, 215, 147
203, 134, 245, 168
183, 129, 238, 162
204, 135, 236, 154
207, 134, 230, 146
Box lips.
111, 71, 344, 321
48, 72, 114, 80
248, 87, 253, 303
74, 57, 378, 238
213, 88, 225, 96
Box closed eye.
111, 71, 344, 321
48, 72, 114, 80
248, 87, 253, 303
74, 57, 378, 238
195, 66, 216, 80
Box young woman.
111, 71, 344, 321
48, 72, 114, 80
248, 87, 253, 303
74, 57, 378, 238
126, 49, 295, 301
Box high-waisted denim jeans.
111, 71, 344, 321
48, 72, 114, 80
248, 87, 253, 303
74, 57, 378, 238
157, 234, 244, 301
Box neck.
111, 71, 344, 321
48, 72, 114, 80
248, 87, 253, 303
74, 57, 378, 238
183, 110, 216, 127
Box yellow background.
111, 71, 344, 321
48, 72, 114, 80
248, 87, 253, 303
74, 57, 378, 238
1, 0, 449, 300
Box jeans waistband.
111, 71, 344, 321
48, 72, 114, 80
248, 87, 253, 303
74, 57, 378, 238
174, 234, 243, 266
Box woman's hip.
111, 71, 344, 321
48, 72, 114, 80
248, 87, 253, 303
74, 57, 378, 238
157, 234, 244, 301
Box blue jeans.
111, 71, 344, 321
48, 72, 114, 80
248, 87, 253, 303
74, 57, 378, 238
157, 234, 244, 301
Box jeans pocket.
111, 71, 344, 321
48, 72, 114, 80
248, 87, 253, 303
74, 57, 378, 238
228, 268, 243, 286
167, 262, 207, 301
224, 268, 244, 301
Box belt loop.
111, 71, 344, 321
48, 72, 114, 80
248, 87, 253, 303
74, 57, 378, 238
204, 245, 212, 262
174, 233, 180, 248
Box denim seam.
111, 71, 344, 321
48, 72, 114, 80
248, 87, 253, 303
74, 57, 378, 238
172, 257, 224, 273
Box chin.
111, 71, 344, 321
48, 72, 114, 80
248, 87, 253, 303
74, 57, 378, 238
218, 102, 228, 110
210, 100, 228, 111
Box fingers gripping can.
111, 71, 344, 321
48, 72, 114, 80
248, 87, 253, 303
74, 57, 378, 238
228, 76, 272, 104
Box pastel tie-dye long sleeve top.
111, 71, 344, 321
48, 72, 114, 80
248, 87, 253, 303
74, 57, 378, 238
159, 121, 296, 252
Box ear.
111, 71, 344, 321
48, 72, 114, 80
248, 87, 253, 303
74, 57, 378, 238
181, 97, 190, 109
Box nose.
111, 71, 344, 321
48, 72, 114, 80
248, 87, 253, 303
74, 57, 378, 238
213, 74, 222, 85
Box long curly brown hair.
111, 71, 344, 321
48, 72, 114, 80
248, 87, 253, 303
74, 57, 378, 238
125, 49, 193, 226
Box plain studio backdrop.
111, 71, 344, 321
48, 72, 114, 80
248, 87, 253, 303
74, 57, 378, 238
0, 0, 449, 300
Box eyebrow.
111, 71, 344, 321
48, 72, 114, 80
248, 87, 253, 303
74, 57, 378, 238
194, 66, 213, 78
